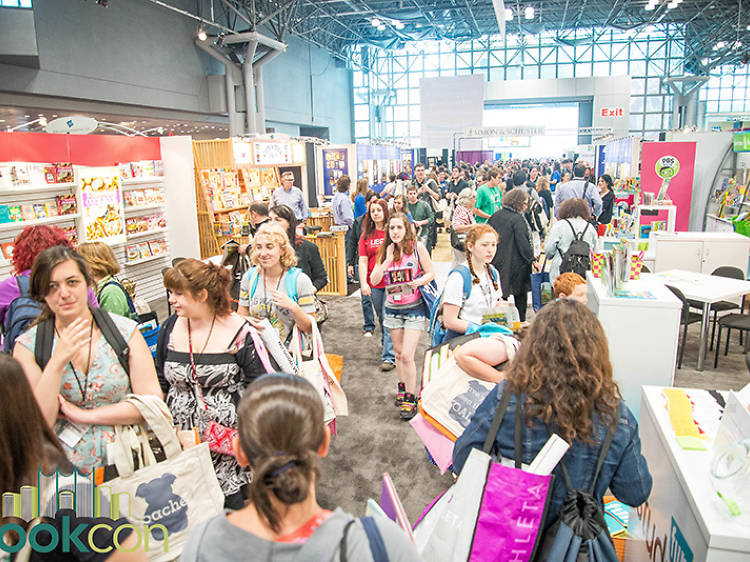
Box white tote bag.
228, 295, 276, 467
291, 323, 348, 424
420, 335, 518, 440
104, 395, 224, 562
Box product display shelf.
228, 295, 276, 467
704, 148, 750, 232
193, 139, 233, 259
311, 231, 347, 296
124, 254, 166, 267
0, 214, 80, 232
126, 227, 167, 241
124, 203, 165, 214
121, 176, 166, 188
0, 182, 77, 195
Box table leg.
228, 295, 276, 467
697, 302, 711, 371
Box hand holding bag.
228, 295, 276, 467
107, 394, 224, 562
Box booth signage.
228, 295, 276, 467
464, 126, 545, 137
45, 116, 98, 135
655, 155, 680, 180
322, 148, 349, 197
253, 141, 292, 165
733, 131, 750, 152
641, 141, 696, 232
79, 166, 126, 244
600, 107, 624, 118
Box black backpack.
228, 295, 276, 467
2, 275, 42, 353
536, 408, 620, 561
34, 307, 130, 374
558, 220, 592, 277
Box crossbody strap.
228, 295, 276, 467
91, 307, 130, 375
339, 517, 389, 562
482, 385, 524, 468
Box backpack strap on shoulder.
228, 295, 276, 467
155, 314, 178, 393
91, 307, 130, 375
34, 317, 55, 371
588, 404, 620, 494
248, 267, 260, 300
285, 267, 302, 302
338, 517, 389, 562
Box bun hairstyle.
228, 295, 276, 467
237, 375, 325, 533
162, 258, 232, 317
464, 224, 499, 290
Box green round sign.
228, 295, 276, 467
655, 155, 680, 179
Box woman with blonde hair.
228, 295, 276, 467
78, 241, 135, 319
370, 212, 435, 419
237, 222, 316, 342
159, 258, 267, 508
442, 224, 503, 342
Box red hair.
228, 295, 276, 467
12, 225, 73, 275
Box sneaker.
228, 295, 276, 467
394, 382, 406, 406
400, 393, 417, 421
363, 330, 374, 338
381, 361, 395, 372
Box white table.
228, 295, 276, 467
586, 273, 681, 419
625, 386, 750, 561
653, 270, 750, 371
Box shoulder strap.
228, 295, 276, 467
248, 267, 260, 300
155, 314, 178, 389
482, 385, 513, 455
285, 267, 302, 302
582, 181, 588, 201
451, 265, 473, 300
16, 274, 30, 296
91, 307, 130, 375
34, 317, 55, 371
360, 516, 389, 562
99, 279, 137, 315
565, 218, 579, 240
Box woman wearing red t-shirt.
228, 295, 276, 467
358, 199, 395, 370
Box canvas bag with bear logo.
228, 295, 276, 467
105, 394, 224, 562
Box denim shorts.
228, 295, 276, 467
384, 304, 428, 331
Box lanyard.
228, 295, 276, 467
187, 316, 216, 412
56, 320, 94, 402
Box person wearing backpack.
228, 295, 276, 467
237, 223, 316, 343
453, 299, 652, 540
181, 374, 418, 561
78, 241, 138, 319
441, 225, 503, 342
12, 246, 162, 475
545, 198, 599, 283
0, 225, 99, 353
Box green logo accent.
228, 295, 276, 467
655, 155, 680, 179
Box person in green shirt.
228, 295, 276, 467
405, 184, 435, 253
78, 241, 136, 319
474, 168, 504, 224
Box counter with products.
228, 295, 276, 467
625, 386, 750, 562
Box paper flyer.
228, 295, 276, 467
79, 166, 126, 244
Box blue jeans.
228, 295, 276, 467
371, 287, 395, 364
361, 292, 376, 332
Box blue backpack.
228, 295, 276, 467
97, 278, 138, 321
427, 264, 499, 347
2, 275, 42, 353
245, 266, 302, 303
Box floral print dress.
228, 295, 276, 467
17, 313, 136, 475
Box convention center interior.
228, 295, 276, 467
1, 0, 750, 560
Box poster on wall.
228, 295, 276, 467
79, 166, 126, 244
322, 148, 349, 197
253, 142, 292, 166
641, 142, 696, 232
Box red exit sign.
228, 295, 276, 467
601, 107, 624, 117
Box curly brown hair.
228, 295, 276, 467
504, 299, 620, 444
557, 198, 591, 220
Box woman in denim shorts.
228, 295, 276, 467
370, 212, 435, 420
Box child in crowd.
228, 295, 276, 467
554, 271, 587, 303
180, 374, 418, 561
370, 212, 435, 420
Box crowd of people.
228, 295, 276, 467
0, 155, 650, 561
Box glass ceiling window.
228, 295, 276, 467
0, 0, 32, 7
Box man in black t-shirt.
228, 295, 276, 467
445, 167, 469, 204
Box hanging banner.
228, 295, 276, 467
322, 148, 349, 197
640, 142, 696, 232
78, 166, 126, 244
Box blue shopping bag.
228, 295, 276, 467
531, 270, 552, 312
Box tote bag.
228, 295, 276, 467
419, 335, 518, 441
415, 386, 552, 562
531, 258, 553, 312
291, 322, 348, 425
105, 395, 224, 562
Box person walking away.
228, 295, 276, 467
554, 163, 602, 219
544, 198, 599, 283
370, 213, 434, 420
272, 171, 309, 223
488, 189, 537, 322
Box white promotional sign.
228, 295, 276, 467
45, 116, 98, 135
464, 126, 546, 137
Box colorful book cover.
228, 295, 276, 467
118, 163, 133, 179
123, 192, 135, 207
125, 245, 140, 261
0, 205, 10, 223
54, 163, 74, 183
8, 206, 22, 222
148, 240, 165, 256
20, 204, 36, 221
1, 242, 15, 260
140, 160, 155, 177
44, 201, 59, 217
604, 500, 629, 537
33, 204, 47, 219
153, 160, 164, 176
11, 164, 30, 185
56, 195, 77, 215
133, 191, 147, 206
136, 242, 151, 258
43, 166, 58, 184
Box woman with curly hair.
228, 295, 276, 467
0, 225, 97, 352
237, 222, 316, 343
453, 299, 652, 529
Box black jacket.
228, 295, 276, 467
598, 190, 615, 225
296, 239, 328, 291
346, 215, 365, 266
488, 207, 534, 296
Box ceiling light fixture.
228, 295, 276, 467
394, 21, 404, 30
666, 1, 677, 9
714, 40, 726, 50
504, 8, 513, 21
524, 6, 534, 20
197, 28, 207, 41
645, 0, 657, 11
371, 18, 380, 27
377, 24, 386, 31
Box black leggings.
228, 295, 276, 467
512, 290, 528, 322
